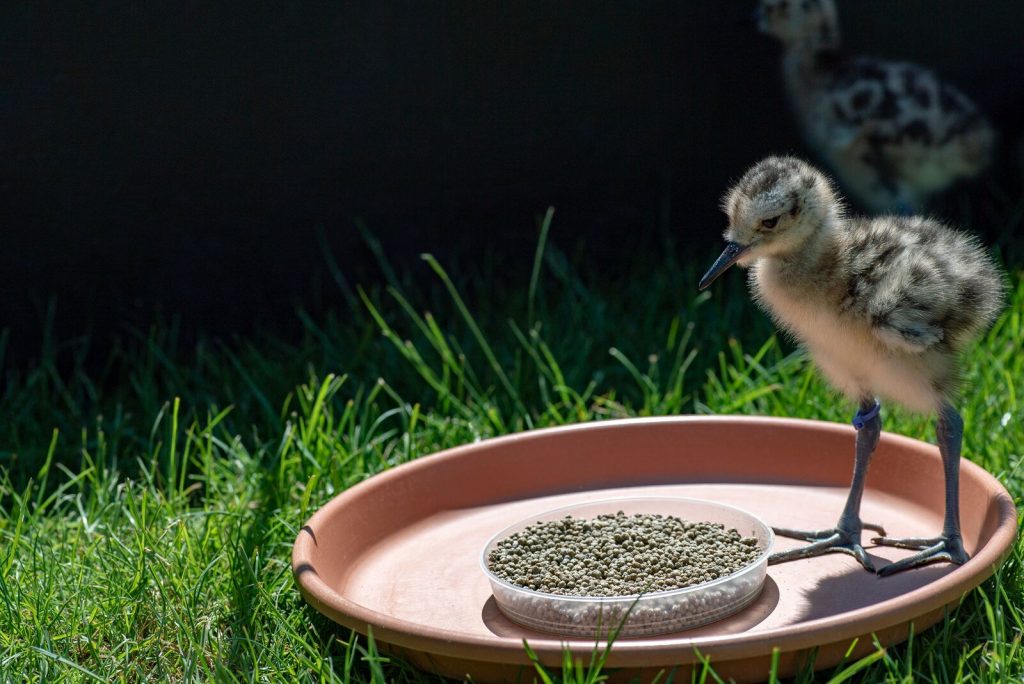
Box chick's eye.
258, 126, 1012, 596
761, 216, 779, 229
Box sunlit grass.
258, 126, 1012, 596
1, 213, 1022, 682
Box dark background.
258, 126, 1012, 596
3, 2, 1022, 359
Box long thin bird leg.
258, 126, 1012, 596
873, 402, 971, 576
770, 398, 886, 572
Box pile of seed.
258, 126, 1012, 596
487, 512, 760, 597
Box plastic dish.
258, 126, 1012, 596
480, 497, 774, 638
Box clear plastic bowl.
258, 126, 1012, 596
480, 497, 774, 638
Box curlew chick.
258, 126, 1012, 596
699, 156, 1004, 575
756, 0, 995, 213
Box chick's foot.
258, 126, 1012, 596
872, 533, 969, 576
769, 522, 886, 572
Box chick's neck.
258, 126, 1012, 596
781, 20, 843, 96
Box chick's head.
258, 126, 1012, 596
756, 0, 839, 49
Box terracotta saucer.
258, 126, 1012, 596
292, 417, 1017, 682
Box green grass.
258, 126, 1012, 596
1, 213, 1023, 682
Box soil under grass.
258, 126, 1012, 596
1, 220, 1023, 682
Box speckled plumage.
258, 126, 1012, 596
701, 156, 1005, 574
722, 156, 1003, 411
757, 0, 995, 212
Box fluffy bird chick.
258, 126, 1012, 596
700, 156, 1004, 575
757, 0, 994, 213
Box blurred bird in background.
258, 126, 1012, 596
756, 0, 995, 214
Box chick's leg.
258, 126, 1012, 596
873, 402, 970, 576
769, 398, 885, 572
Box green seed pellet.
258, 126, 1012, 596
487, 511, 760, 597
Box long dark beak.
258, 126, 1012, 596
698, 241, 749, 290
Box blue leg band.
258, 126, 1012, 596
852, 401, 881, 430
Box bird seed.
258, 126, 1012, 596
487, 511, 760, 597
